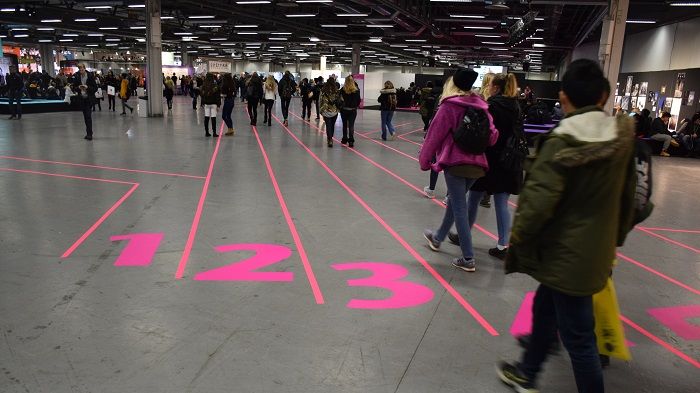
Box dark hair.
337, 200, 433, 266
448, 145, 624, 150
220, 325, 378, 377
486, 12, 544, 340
561, 59, 610, 108
426, 81, 434, 88
661, 111, 671, 118
222, 73, 234, 91
641, 108, 650, 118
202, 73, 216, 96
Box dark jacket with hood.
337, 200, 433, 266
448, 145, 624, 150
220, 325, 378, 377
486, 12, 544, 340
71, 71, 98, 107
378, 88, 397, 111
201, 84, 221, 106
278, 75, 297, 99
506, 107, 637, 296
472, 94, 524, 195
340, 87, 361, 110
418, 87, 436, 118
651, 117, 671, 136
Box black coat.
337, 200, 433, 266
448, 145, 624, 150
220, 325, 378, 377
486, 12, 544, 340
471, 95, 524, 195
71, 71, 98, 107
340, 89, 361, 110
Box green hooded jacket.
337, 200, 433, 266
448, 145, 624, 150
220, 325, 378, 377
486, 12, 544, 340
505, 107, 637, 296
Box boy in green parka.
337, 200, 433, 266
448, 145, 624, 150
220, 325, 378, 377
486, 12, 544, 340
497, 59, 637, 393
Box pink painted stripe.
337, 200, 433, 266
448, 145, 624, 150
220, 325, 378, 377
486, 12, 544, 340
357, 134, 419, 161
399, 128, 424, 137
636, 227, 700, 254
616, 252, 700, 296
0, 167, 137, 185
0, 155, 205, 179
61, 183, 139, 258
289, 112, 501, 243
175, 122, 225, 279
397, 134, 423, 147
250, 119, 325, 304
277, 113, 499, 336
620, 314, 700, 369
637, 227, 700, 234
356, 122, 420, 137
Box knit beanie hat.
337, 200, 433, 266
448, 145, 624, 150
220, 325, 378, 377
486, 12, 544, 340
453, 68, 479, 91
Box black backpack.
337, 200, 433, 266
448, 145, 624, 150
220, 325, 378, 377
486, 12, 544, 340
499, 109, 529, 172
452, 107, 492, 154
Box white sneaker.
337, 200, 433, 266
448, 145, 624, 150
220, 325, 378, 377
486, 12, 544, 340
442, 196, 449, 205
423, 186, 435, 199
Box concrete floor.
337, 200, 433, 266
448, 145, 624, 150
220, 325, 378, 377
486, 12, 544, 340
0, 96, 698, 393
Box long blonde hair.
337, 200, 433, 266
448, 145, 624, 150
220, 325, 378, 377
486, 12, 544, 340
440, 76, 472, 104
343, 75, 358, 94
491, 73, 519, 98
264, 76, 276, 91
383, 80, 394, 90
481, 72, 496, 100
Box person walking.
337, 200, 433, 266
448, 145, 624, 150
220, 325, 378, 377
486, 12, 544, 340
313, 77, 324, 120
319, 77, 342, 148
300, 78, 313, 120
378, 81, 398, 140
263, 76, 277, 127
200, 73, 221, 137
496, 59, 637, 393
418, 81, 436, 132
119, 73, 134, 115
164, 76, 175, 111
459, 73, 523, 260
221, 73, 237, 136
72, 64, 98, 140
340, 75, 361, 148
6, 65, 23, 120
420, 69, 498, 272
246, 73, 263, 126
278, 70, 296, 126
105, 70, 118, 112
92, 73, 103, 112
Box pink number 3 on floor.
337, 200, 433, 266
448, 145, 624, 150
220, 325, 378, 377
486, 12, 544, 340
332, 262, 434, 309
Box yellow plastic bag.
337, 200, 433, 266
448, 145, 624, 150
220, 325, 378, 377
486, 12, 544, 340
593, 277, 632, 361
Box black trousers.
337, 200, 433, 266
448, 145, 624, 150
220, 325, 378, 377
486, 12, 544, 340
323, 114, 338, 140
280, 97, 291, 120
340, 109, 357, 142
263, 99, 274, 123
314, 98, 320, 117
108, 95, 116, 110
82, 105, 93, 137
302, 99, 312, 119
8, 91, 21, 117
247, 98, 259, 123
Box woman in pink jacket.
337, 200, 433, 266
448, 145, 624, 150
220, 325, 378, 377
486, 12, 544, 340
420, 68, 498, 272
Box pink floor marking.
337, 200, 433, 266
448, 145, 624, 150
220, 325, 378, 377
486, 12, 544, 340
290, 112, 500, 243
397, 134, 423, 147
62, 183, 140, 258
357, 134, 420, 162
636, 227, 700, 254
111, 233, 164, 266
357, 121, 419, 137
637, 227, 700, 234
174, 122, 225, 279
616, 252, 700, 297
276, 114, 499, 335
620, 314, 700, 369
250, 121, 325, 304
398, 128, 425, 137
194, 243, 295, 282
0, 167, 140, 259
510, 291, 535, 337
647, 305, 700, 340
0, 167, 137, 185
0, 155, 206, 179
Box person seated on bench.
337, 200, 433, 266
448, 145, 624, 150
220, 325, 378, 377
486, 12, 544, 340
680, 113, 700, 157
650, 111, 679, 157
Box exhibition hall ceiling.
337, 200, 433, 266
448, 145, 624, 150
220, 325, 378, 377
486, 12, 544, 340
1, 0, 700, 71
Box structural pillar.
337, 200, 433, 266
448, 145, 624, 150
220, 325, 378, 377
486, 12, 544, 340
418, 62, 423, 73
295, 58, 300, 74
320, 55, 327, 72
599, 0, 628, 114
351, 44, 361, 75
180, 42, 190, 68
146, 0, 163, 117
39, 44, 55, 76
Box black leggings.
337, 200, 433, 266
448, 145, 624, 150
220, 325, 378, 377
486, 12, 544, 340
263, 99, 274, 123
340, 109, 357, 142
323, 114, 338, 140
247, 97, 259, 123
108, 95, 116, 110
302, 99, 312, 119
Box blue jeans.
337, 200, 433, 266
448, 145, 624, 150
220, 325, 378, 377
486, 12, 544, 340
519, 284, 603, 392
434, 171, 477, 259
222, 97, 234, 129
380, 110, 395, 139
467, 191, 511, 247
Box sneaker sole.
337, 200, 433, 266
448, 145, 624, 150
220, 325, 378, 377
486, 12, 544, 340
423, 234, 440, 252
452, 262, 476, 272
496, 365, 538, 393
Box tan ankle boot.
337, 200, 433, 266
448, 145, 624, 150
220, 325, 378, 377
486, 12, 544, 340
225, 128, 234, 136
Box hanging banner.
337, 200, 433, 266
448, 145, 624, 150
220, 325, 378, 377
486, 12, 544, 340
208, 60, 232, 73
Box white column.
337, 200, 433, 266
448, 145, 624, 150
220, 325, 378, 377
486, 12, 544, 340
320, 55, 327, 72
180, 42, 190, 68
39, 44, 55, 76
599, 0, 629, 114
146, 0, 163, 117
295, 58, 300, 74
351, 44, 361, 75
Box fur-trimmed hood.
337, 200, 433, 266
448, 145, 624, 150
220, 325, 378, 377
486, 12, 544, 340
380, 88, 396, 94
550, 109, 635, 168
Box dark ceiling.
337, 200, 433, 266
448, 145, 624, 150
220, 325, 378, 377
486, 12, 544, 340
1, 1, 699, 72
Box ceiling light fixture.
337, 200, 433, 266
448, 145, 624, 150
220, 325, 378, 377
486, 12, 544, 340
41, 19, 62, 23
130, 26, 147, 29
236, 1, 272, 4
173, 32, 193, 35
482, 41, 504, 45
669, 2, 700, 5
84, 5, 112, 9
321, 24, 347, 27
337, 13, 368, 17
14, 34, 29, 38
160, 16, 174, 19
63, 33, 79, 37
296, 0, 332, 3
201, 25, 222, 28
234, 24, 258, 28
269, 37, 288, 40
75, 18, 97, 22
405, 39, 426, 42
37, 28, 55, 31
88, 33, 104, 36
449, 14, 485, 18
188, 15, 215, 19
475, 34, 501, 38
626, 20, 656, 24
128, 4, 146, 8
270, 32, 292, 35
237, 32, 258, 35
286, 13, 316, 17
463, 26, 493, 30
367, 24, 393, 28
99, 27, 119, 30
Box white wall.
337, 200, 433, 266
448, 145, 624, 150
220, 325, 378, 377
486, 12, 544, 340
620, 17, 700, 73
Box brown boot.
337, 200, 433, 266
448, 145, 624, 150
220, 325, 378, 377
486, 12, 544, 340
225, 128, 235, 136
